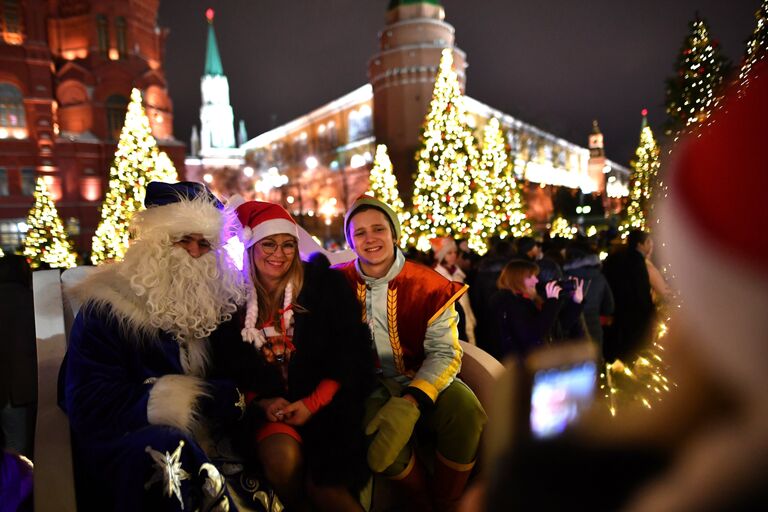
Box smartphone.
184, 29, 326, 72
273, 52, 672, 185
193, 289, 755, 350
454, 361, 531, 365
524, 341, 598, 439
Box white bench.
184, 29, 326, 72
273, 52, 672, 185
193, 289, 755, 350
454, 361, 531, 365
32, 269, 79, 512
32, 267, 504, 511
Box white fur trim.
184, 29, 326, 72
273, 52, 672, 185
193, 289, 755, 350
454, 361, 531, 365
147, 374, 209, 436
658, 196, 768, 402
246, 219, 298, 248
180, 340, 210, 377
225, 194, 246, 211
69, 264, 157, 339
134, 197, 223, 244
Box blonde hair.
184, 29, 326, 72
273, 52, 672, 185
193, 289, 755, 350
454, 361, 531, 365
246, 240, 304, 330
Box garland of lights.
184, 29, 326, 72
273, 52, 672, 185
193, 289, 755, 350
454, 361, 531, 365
91, 88, 177, 264
737, 0, 768, 95
549, 216, 576, 239
23, 177, 77, 269
619, 111, 660, 237
367, 144, 412, 247
664, 16, 730, 137
601, 296, 677, 416
468, 118, 530, 254
408, 48, 479, 251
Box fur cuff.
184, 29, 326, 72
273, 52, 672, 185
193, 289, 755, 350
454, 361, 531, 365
147, 374, 209, 435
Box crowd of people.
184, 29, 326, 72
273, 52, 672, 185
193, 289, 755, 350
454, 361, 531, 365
2, 58, 765, 512
0, 189, 708, 512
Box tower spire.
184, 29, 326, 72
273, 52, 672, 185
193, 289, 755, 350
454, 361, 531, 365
204, 8, 224, 76
199, 7, 236, 152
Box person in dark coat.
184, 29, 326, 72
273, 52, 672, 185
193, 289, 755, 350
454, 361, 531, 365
0, 255, 36, 459
602, 230, 655, 362
469, 238, 515, 359
212, 199, 375, 512
490, 259, 584, 360
563, 241, 615, 349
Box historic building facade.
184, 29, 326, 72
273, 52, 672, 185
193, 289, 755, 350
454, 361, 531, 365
0, 0, 184, 253
223, 0, 629, 238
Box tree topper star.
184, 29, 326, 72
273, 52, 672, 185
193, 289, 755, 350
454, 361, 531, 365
145, 439, 190, 509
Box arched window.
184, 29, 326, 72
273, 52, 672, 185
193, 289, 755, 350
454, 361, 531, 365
105, 94, 128, 140
115, 16, 127, 58
1, 0, 24, 45
97, 14, 109, 56
0, 83, 26, 130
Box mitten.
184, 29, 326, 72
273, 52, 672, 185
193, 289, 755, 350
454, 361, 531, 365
365, 396, 420, 472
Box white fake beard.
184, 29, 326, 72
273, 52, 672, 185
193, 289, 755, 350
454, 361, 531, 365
129, 245, 243, 342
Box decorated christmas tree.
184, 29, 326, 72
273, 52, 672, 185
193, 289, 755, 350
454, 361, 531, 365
738, 0, 768, 88
473, 118, 531, 251
664, 16, 731, 137
368, 144, 411, 247
409, 48, 479, 251
620, 110, 661, 237
23, 177, 77, 269
549, 216, 576, 240
91, 88, 178, 264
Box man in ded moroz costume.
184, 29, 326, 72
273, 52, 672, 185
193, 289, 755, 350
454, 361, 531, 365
60, 181, 248, 511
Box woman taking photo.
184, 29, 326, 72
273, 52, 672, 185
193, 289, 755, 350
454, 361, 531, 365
491, 259, 584, 360
211, 200, 375, 512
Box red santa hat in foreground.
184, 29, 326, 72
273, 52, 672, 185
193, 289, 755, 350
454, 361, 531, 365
228, 195, 299, 348
658, 59, 768, 400
639, 59, 768, 512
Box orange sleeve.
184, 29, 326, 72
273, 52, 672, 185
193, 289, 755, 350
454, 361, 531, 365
301, 379, 340, 414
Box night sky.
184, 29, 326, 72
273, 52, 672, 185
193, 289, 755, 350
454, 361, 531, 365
158, 0, 757, 166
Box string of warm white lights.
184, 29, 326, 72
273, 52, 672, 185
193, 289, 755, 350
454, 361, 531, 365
664, 17, 729, 137
367, 144, 412, 247
619, 111, 660, 238
409, 48, 479, 252
91, 88, 177, 264
23, 177, 77, 269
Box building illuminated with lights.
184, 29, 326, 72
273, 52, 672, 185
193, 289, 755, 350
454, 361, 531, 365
227, 0, 629, 236
189, 0, 630, 239
0, 0, 184, 253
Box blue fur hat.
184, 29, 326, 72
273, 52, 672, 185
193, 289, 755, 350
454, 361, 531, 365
145, 181, 223, 210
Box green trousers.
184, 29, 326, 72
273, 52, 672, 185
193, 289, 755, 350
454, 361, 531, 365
363, 378, 487, 477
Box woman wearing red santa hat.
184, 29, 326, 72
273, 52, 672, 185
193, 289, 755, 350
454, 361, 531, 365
210, 199, 376, 511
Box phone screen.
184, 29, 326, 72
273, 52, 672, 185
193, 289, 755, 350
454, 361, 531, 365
529, 361, 597, 439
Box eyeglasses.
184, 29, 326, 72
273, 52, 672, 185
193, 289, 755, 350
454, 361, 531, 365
257, 239, 298, 256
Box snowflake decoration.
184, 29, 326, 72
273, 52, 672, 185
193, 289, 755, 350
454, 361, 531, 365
145, 439, 190, 509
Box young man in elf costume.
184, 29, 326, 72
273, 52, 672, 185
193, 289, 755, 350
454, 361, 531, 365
336, 195, 487, 512
60, 182, 248, 511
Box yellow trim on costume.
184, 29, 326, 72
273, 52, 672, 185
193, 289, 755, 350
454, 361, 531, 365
409, 379, 438, 402
356, 282, 367, 323
436, 451, 476, 472
427, 283, 469, 326
389, 453, 416, 480
433, 312, 463, 392
387, 287, 406, 375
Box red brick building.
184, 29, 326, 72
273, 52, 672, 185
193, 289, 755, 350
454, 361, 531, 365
0, 0, 184, 254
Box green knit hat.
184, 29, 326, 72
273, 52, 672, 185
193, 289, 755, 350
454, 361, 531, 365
344, 195, 401, 246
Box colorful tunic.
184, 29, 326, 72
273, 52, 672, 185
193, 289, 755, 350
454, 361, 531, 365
336, 250, 467, 403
